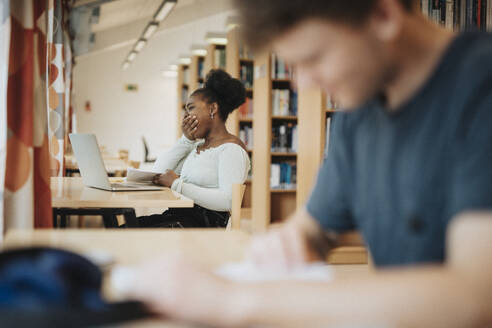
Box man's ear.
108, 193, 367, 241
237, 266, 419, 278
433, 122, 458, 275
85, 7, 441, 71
367, 0, 404, 43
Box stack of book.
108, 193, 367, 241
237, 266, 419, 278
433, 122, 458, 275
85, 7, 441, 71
239, 126, 254, 150
239, 44, 254, 59
271, 162, 297, 190
272, 90, 298, 116
240, 64, 254, 88
214, 48, 226, 69
198, 59, 204, 80
238, 97, 253, 118
271, 54, 293, 79
271, 123, 298, 153
421, 0, 492, 31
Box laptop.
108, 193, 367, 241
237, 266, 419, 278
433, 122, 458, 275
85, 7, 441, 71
69, 133, 163, 191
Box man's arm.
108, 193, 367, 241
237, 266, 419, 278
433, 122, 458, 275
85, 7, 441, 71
225, 212, 492, 328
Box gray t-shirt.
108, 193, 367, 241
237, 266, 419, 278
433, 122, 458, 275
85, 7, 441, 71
306, 32, 492, 267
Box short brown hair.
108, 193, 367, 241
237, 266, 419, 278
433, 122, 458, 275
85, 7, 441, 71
235, 0, 417, 51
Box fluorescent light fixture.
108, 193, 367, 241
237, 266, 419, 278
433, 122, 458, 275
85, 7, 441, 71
127, 51, 137, 62
122, 61, 131, 70
225, 16, 240, 31
161, 70, 178, 78
205, 32, 227, 45
134, 39, 147, 52
143, 22, 159, 39
191, 44, 207, 56
178, 56, 191, 65
154, 0, 177, 22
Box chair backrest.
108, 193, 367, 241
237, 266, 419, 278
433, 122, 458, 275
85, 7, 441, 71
227, 184, 246, 230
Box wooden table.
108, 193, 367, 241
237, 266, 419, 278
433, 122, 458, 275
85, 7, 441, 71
51, 177, 193, 228
3, 229, 369, 328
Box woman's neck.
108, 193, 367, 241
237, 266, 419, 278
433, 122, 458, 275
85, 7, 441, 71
204, 123, 230, 145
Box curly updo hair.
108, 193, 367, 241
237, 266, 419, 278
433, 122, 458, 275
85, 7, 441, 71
192, 69, 246, 121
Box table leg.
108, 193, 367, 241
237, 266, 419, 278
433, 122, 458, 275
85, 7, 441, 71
122, 209, 139, 228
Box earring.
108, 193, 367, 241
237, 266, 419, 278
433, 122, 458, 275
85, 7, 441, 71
210, 113, 214, 119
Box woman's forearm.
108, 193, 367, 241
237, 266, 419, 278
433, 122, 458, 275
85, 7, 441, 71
152, 135, 196, 173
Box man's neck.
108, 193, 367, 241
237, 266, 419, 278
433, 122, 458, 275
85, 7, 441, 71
383, 15, 455, 111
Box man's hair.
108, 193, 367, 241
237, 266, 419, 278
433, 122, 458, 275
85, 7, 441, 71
234, 0, 418, 51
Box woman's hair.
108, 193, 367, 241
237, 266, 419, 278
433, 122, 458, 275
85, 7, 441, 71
192, 69, 246, 121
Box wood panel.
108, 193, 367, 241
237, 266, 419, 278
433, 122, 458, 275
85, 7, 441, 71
251, 52, 272, 232
296, 87, 326, 208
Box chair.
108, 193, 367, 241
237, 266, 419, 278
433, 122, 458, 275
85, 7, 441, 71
142, 137, 156, 163
227, 184, 246, 231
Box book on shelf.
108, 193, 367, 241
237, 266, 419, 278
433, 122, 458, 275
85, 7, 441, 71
421, 0, 492, 30
198, 59, 204, 80
239, 97, 253, 118
214, 48, 226, 69
270, 162, 297, 190
271, 53, 293, 79
326, 94, 340, 110
239, 125, 254, 149
271, 123, 298, 153
239, 44, 254, 60
324, 117, 332, 159
272, 89, 297, 116
240, 64, 254, 88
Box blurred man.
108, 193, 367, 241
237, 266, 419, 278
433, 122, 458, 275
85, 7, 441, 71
131, 0, 492, 326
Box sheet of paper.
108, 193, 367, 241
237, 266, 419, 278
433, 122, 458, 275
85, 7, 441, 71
215, 261, 334, 282
126, 168, 160, 183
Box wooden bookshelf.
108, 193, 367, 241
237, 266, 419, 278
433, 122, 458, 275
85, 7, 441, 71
176, 64, 190, 138
204, 42, 227, 75
251, 52, 299, 231
225, 25, 255, 222
189, 55, 205, 92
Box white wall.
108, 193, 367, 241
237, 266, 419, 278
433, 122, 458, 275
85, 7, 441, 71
72, 11, 232, 162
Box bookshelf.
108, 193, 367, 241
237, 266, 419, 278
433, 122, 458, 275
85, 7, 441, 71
204, 32, 227, 74
189, 54, 205, 92
176, 64, 190, 138
252, 52, 298, 231
226, 25, 255, 222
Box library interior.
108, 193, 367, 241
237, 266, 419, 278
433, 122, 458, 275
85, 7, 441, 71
1, 0, 492, 327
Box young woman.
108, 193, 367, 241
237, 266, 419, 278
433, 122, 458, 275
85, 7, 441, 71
139, 69, 250, 228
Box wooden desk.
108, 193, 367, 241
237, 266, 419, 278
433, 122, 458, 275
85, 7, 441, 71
51, 177, 193, 228
3, 229, 369, 328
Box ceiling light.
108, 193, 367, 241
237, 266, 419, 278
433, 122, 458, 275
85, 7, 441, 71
127, 51, 137, 62
122, 61, 131, 70
134, 39, 146, 52
143, 22, 159, 39
205, 32, 227, 45
178, 56, 191, 65
191, 44, 207, 56
154, 0, 177, 22
161, 70, 178, 78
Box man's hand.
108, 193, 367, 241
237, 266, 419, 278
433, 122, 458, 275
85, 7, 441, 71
182, 114, 199, 140
152, 170, 179, 187
246, 209, 336, 270
129, 255, 236, 326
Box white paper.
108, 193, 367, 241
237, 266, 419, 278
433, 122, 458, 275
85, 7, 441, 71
216, 261, 334, 282
126, 168, 160, 183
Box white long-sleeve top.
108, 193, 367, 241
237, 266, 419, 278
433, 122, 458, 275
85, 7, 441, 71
152, 135, 250, 212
